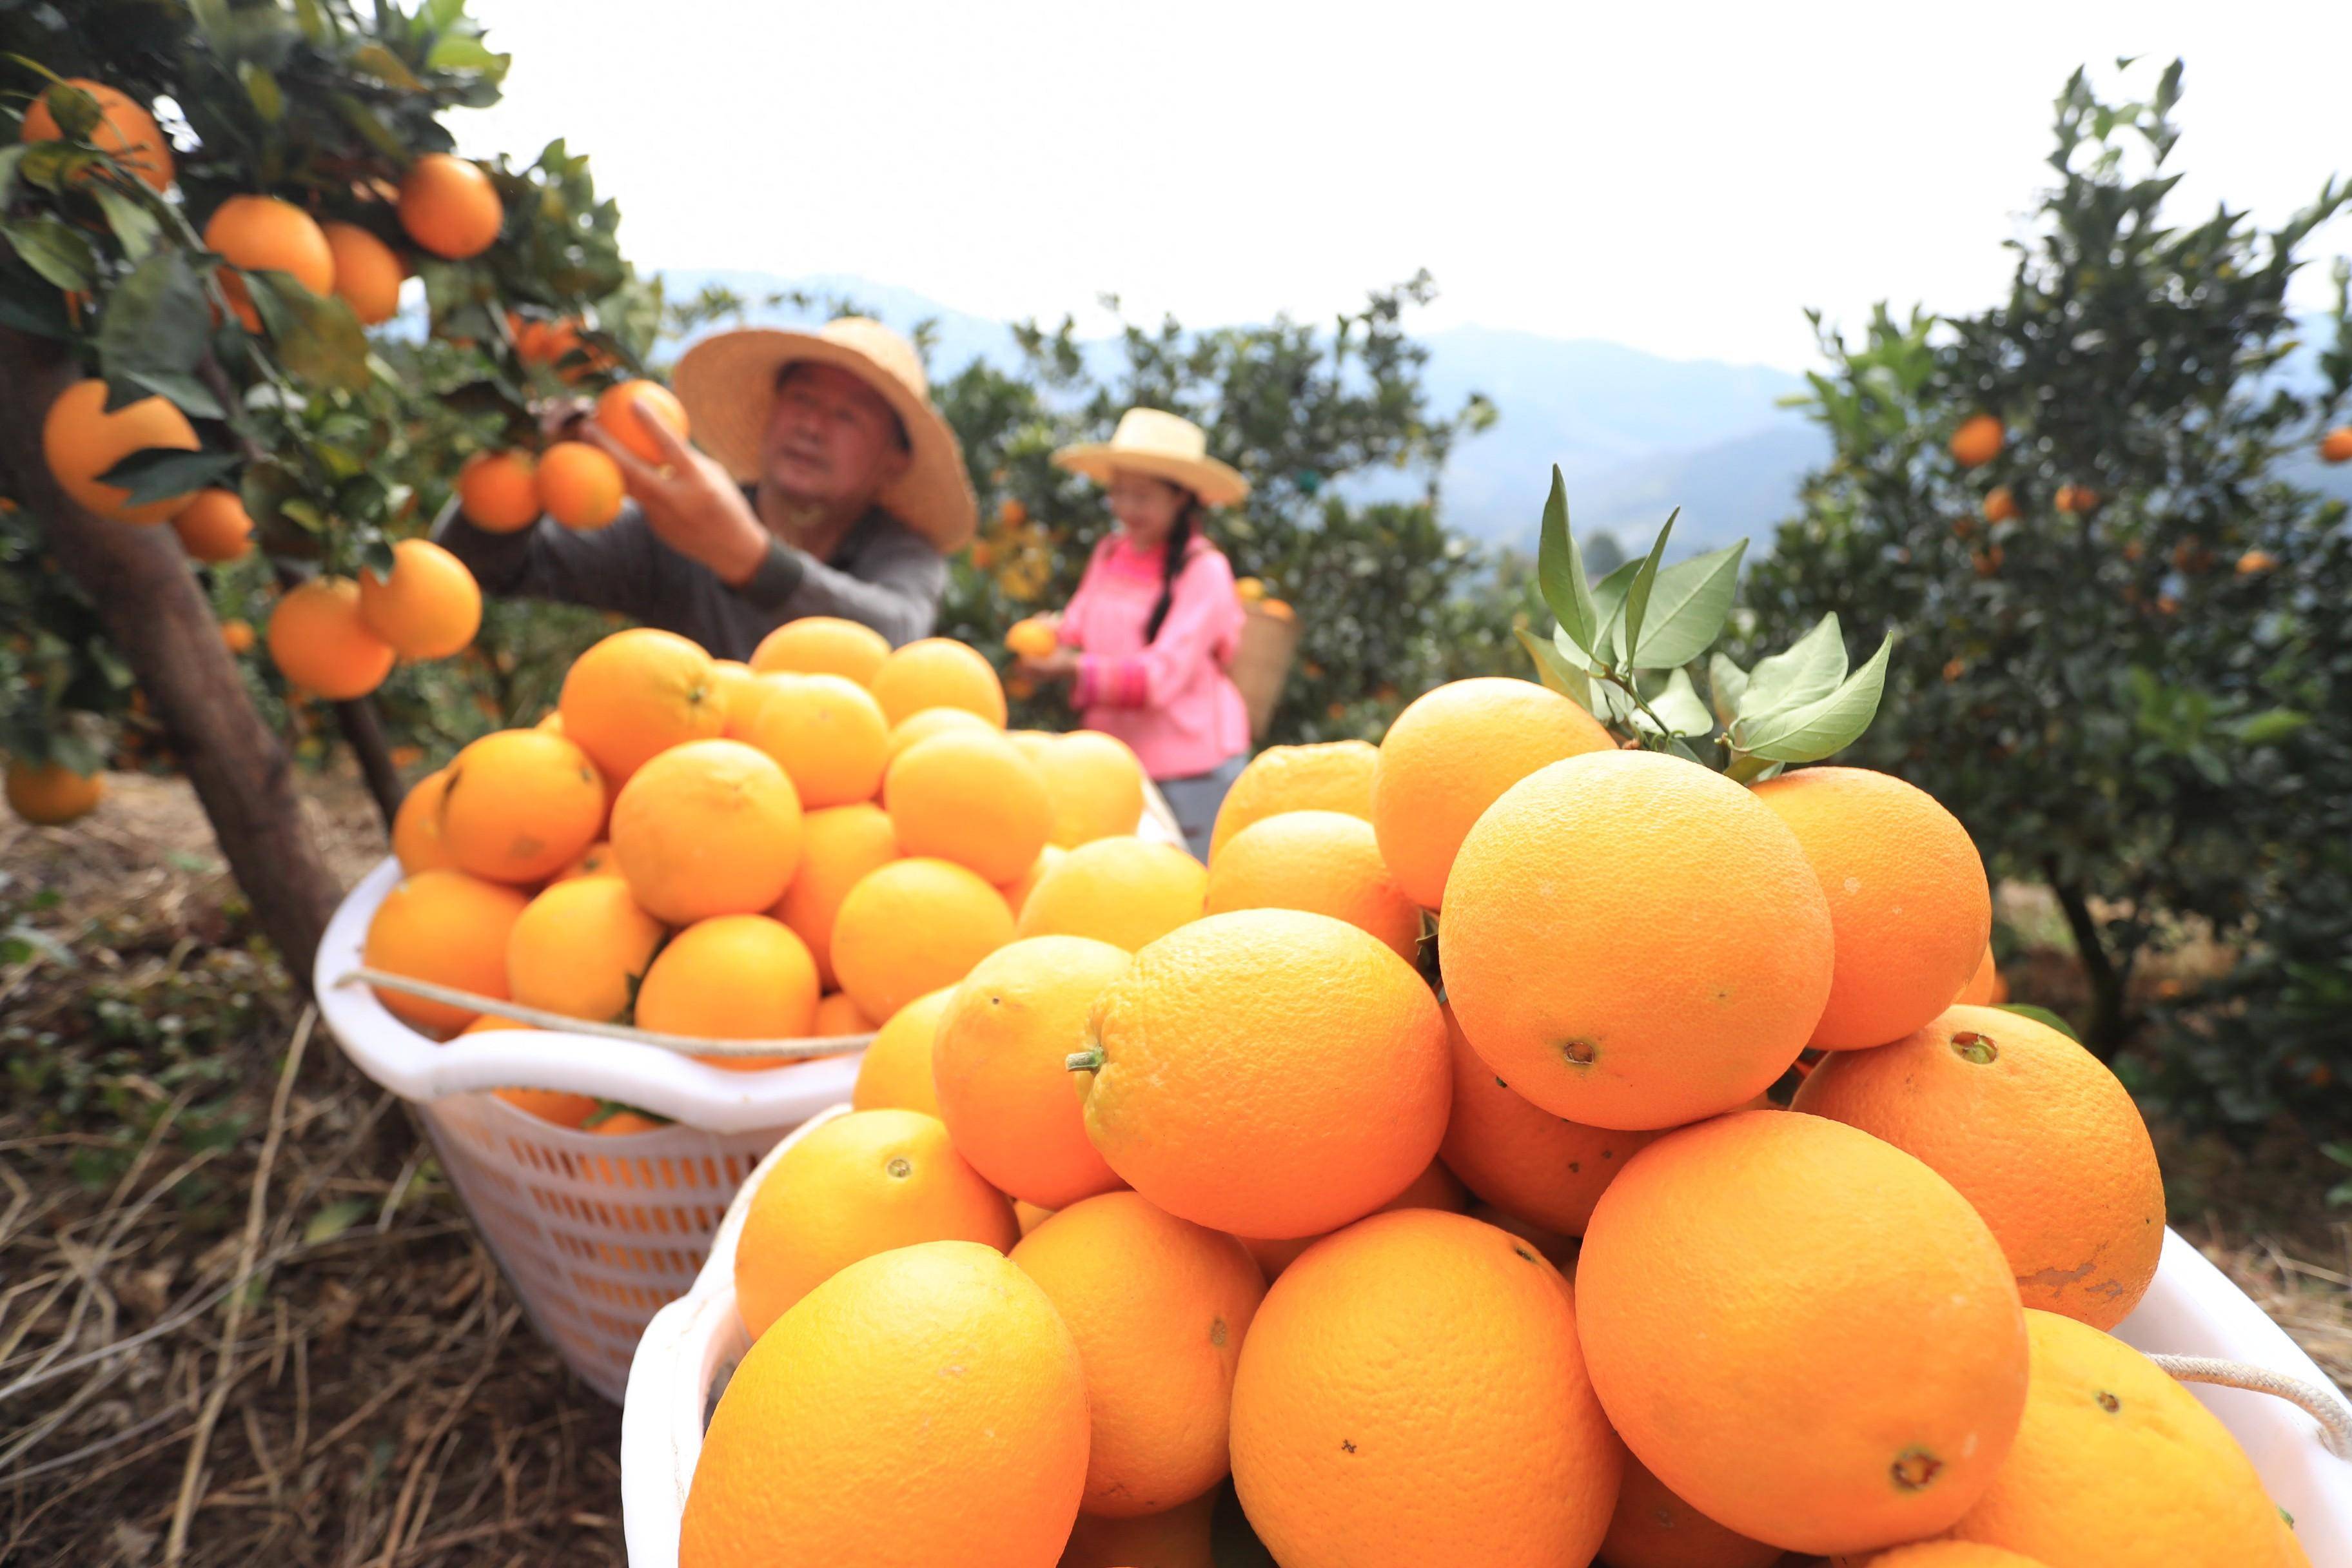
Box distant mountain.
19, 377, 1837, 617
652, 271, 2351, 553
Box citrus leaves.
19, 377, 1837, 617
1528, 463, 1894, 777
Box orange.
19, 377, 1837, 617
363, 869, 529, 1035
1955, 945, 2004, 1005
1208, 738, 1378, 859
745, 672, 892, 808
1237, 1157, 1467, 1280
1442, 750, 1834, 1130
1078, 908, 1449, 1238
320, 222, 402, 325
594, 379, 689, 464
772, 801, 899, 986
851, 986, 954, 1117
750, 615, 892, 685
1371, 676, 1616, 909
536, 439, 625, 529
2237, 549, 2278, 575
505, 874, 666, 1024
884, 727, 1051, 883
1058, 1491, 1215, 1568
591, 1110, 665, 1136
1437, 1003, 1656, 1236
357, 538, 481, 660
549, 839, 616, 882
1016, 729, 1148, 847
1012, 1191, 1267, 1516
5, 759, 104, 826
455, 450, 541, 533
635, 914, 820, 1048
1950, 413, 2004, 468
732, 1110, 1017, 1337
1230, 1209, 1620, 1568
935, 936, 1132, 1207
610, 739, 803, 925
1752, 765, 1991, 1049
219, 618, 255, 654
1578, 1110, 2028, 1557
681, 1240, 1087, 1568
171, 489, 254, 562
558, 627, 724, 782
2322, 426, 2352, 464
868, 636, 1008, 728
2053, 484, 2097, 515
1015, 835, 1206, 951
390, 765, 455, 874
204, 195, 334, 331
397, 153, 502, 259
436, 728, 605, 884
21, 79, 173, 191
1205, 808, 1421, 961
812, 992, 874, 1036
830, 857, 1016, 1021
996, 842, 1064, 916
884, 704, 994, 763
1791, 1004, 2164, 1329
42, 378, 201, 525
1949, 1310, 2288, 1567
707, 660, 761, 735
1598, 1451, 1785, 1568
267, 577, 396, 700
1234, 576, 1267, 603
1983, 487, 2019, 525
1858, 1547, 2052, 1568
1004, 616, 1059, 660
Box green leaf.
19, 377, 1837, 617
1585, 558, 1641, 665
426, 35, 509, 75
331, 94, 409, 159
1633, 667, 1714, 737
1516, 625, 1595, 713
1993, 1003, 2080, 1042
97, 249, 212, 392
1536, 467, 1601, 658
117, 369, 227, 422
1740, 611, 1848, 718
1735, 631, 1894, 764
188, 0, 235, 39
2233, 708, 2307, 745
94, 447, 240, 507
1707, 653, 1749, 727
2, 217, 98, 292
291, 0, 331, 42
1620, 508, 1678, 666
39, 80, 101, 139
304, 1198, 371, 1245
90, 186, 162, 260
1629, 541, 1748, 670
249, 275, 371, 392
426, 0, 469, 29
239, 61, 286, 124
349, 43, 426, 91
0, 146, 26, 208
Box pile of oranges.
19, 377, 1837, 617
674, 674, 2310, 1568
362, 620, 1164, 1135
455, 379, 682, 536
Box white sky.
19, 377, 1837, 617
453, 1, 2349, 372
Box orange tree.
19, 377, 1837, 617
931, 274, 1529, 741
0, 1, 656, 980
1739, 61, 2352, 1132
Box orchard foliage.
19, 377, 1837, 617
1741, 60, 2352, 1133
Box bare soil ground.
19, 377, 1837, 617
1, 770, 2344, 1567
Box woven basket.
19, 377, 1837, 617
1229, 602, 1300, 740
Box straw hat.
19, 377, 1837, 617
671, 317, 978, 552
1052, 407, 1250, 508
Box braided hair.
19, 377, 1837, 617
1144, 490, 1205, 643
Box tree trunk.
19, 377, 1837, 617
2046, 865, 2129, 1061
334, 696, 407, 829
0, 328, 343, 987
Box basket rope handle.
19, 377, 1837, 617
331, 968, 868, 1061
2151, 1353, 2352, 1459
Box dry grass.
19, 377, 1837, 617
0, 772, 2344, 1567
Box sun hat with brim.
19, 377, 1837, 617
670, 317, 978, 553
1052, 407, 1250, 509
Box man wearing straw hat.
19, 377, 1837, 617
435, 317, 974, 658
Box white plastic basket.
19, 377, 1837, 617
314, 857, 865, 1402
618, 1191, 2352, 1567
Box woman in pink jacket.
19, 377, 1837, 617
1019, 409, 1252, 859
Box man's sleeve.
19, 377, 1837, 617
734, 529, 946, 647
431, 498, 664, 622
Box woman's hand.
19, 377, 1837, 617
583, 416, 772, 585
1020, 646, 1084, 680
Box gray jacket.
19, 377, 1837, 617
431, 493, 946, 659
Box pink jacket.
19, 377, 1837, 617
1059, 533, 1251, 779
